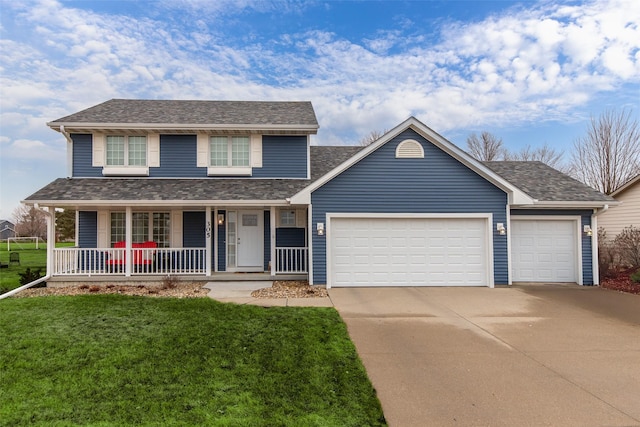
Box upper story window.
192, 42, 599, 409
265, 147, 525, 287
210, 136, 250, 167
106, 136, 147, 166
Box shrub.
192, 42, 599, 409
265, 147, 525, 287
631, 269, 640, 283
614, 226, 640, 268
18, 268, 45, 287
598, 227, 618, 279
161, 275, 178, 290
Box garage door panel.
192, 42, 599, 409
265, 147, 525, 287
329, 217, 490, 287
512, 219, 578, 283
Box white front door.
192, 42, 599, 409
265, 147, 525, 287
236, 211, 264, 269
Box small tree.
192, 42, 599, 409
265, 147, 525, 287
614, 226, 640, 269
570, 108, 640, 194
12, 205, 47, 240
466, 131, 505, 161
56, 209, 76, 242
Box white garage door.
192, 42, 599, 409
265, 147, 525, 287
511, 219, 578, 283
329, 216, 491, 287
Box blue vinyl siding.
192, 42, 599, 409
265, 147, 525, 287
150, 135, 206, 177
310, 129, 509, 285
252, 136, 308, 178
183, 212, 205, 247
264, 211, 270, 270
511, 209, 594, 285
276, 228, 306, 247
72, 134, 102, 177
217, 210, 226, 271
78, 211, 97, 247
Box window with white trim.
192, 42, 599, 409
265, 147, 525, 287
210, 136, 250, 167
279, 210, 296, 227
109, 212, 171, 247
106, 135, 147, 166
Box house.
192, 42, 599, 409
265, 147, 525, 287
0, 220, 16, 240
596, 174, 640, 239
23, 99, 616, 288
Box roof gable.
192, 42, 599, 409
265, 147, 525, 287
47, 99, 319, 134
291, 117, 534, 205
611, 174, 640, 197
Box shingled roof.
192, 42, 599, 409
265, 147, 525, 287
24, 146, 361, 205
47, 99, 319, 132
484, 161, 614, 203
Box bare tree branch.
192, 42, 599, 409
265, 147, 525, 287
466, 131, 505, 161
359, 129, 387, 146
570, 108, 640, 194
505, 143, 566, 170
11, 205, 47, 239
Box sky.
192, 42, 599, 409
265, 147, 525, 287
0, 0, 639, 220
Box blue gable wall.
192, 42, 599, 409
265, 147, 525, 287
511, 209, 594, 285
151, 135, 205, 177
310, 129, 509, 285
253, 136, 308, 178
72, 134, 102, 177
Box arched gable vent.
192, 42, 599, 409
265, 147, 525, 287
395, 139, 424, 158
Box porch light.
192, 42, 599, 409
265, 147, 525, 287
217, 214, 225, 225
317, 222, 325, 236
496, 223, 506, 235
583, 225, 593, 236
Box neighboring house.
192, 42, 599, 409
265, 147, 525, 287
24, 99, 616, 287
597, 174, 640, 239
0, 220, 16, 240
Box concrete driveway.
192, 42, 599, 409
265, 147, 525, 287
329, 285, 640, 427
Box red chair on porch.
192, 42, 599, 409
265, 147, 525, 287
106, 241, 157, 271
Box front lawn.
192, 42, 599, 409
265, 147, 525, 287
0, 242, 74, 292
0, 295, 386, 426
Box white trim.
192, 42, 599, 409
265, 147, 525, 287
325, 212, 495, 289
148, 133, 160, 167
290, 117, 534, 206
519, 201, 620, 209
125, 207, 132, 277
48, 122, 319, 133
23, 199, 291, 207
306, 135, 311, 180
510, 215, 583, 285
171, 210, 182, 248
308, 205, 314, 285
270, 206, 276, 276
591, 212, 599, 285
205, 206, 212, 277
102, 167, 149, 176
611, 174, 640, 197
207, 166, 252, 176
196, 134, 208, 167
506, 205, 512, 285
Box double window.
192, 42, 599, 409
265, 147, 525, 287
106, 136, 147, 166
110, 212, 170, 248
209, 136, 250, 167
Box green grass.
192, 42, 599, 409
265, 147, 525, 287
0, 295, 387, 426
0, 242, 73, 292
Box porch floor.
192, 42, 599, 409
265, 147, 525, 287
47, 272, 307, 286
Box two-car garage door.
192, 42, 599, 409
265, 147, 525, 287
329, 216, 491, 287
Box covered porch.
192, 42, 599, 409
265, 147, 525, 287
47, 204, 309, 280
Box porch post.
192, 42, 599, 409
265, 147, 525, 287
125, 207, 132, 277
206, 206, 212, 276
46, 207, 55, 276
213, 208, 218, 272
270, 206, 276, 276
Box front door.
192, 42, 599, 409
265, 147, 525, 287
236, 211, 264, 270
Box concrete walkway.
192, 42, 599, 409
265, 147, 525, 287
329, 285, 640, 427
203, 281, 333, 307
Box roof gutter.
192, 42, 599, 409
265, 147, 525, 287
593, 204, 610, 217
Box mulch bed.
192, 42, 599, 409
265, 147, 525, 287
251, 281, 328, 299
600, 268, 640, 295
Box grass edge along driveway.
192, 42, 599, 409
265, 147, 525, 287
0, 295, 386, 426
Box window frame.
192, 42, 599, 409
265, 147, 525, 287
103, 135, 149, 176
208, 135, 251, 176
109, 211, 171, 248
279, 210, 297, 227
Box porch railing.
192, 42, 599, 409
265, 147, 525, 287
275, 247, 308, 274
53, 247, 206, 276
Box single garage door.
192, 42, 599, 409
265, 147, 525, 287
511, 219, 578, 283
329, 216, 491, 287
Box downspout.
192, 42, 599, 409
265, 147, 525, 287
60, 125, 73, 177
0, 204, 53, 300
590, 204, 609, 286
